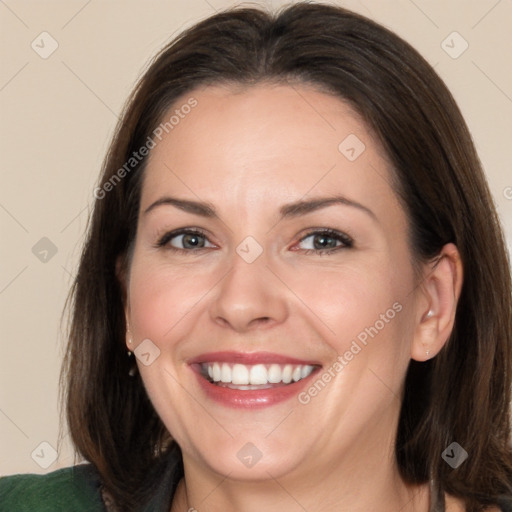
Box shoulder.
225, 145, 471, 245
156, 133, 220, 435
0, 463, 106, 511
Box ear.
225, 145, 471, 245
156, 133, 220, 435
116, 254, 132, 350
411, 243, 463, 361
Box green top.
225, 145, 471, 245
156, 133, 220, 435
0, 445, 184, 511
0, 464, 106, 511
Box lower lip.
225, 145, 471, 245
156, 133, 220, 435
191, 366, 320, 408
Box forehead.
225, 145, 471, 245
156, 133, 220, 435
140, 82, 399, 218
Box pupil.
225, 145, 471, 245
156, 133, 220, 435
314, 234, 336, 249
184, 234, 203, 248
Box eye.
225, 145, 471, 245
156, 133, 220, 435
156, 229, 216, 251
294, 229, 353, 255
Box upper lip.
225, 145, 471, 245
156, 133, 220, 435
188, 351, 321, 366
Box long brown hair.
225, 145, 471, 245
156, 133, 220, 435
61, 3, 512, 510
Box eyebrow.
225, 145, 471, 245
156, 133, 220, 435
279, 195, 376, 221
144, 196, 216, 217
143, 194, 376, 221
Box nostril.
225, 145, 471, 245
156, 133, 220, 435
215, 317, 231, 329
252, 316, 271, 326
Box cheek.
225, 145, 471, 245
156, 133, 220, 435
128, 256, 214, 342
282, 260, 407, 338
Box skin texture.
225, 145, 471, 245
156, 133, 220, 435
121, 83, 464, 512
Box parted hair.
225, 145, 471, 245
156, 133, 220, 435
61, 2, 512, 511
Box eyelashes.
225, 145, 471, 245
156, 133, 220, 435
156, 229, 214, 251
155, 227, 354, 255
295, 228, 353, 254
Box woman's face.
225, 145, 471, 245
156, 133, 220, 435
125, 83, 424, 481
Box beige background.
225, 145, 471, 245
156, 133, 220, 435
0, 0, 511, 476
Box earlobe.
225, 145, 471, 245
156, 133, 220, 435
411, 243, 463, 362
126, 323, 133, 352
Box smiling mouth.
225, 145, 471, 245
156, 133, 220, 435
198, 362, 317, 390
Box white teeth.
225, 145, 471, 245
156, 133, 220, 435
221, 363, 231, 383
282, 365, 293, 384
301, 365, 313, 378
268, 364, 282, 383
205, 362, 315, 386
212, 362, 221, 381
232, 364, 249, 385
249, 364, 268, 385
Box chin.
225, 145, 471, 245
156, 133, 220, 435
200, 449, 302, 482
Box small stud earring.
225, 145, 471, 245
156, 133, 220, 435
426, 310, 434, 319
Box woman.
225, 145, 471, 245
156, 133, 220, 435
1, 2, 511, 511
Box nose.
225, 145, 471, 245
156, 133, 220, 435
209, 253, 289, 333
